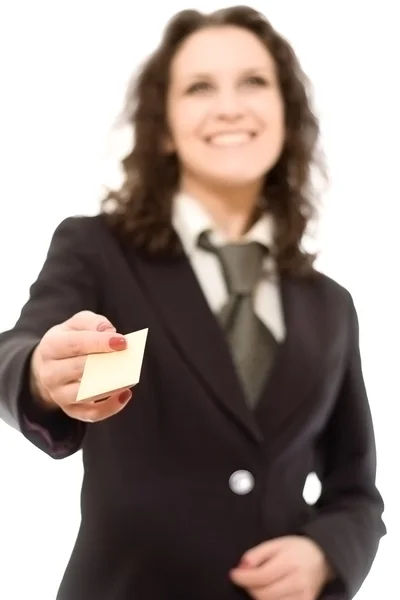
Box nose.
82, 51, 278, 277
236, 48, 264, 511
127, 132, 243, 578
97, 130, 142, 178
213, 89, 244, 122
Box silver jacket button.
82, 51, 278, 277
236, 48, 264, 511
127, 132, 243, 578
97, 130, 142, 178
229, 470, 254, 495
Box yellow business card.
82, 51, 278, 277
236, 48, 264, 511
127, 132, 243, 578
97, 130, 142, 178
76, 328, 148, 402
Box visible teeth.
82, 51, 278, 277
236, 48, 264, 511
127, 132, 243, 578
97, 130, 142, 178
209, 133, 252, 146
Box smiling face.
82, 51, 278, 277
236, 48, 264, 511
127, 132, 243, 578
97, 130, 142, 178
166, 25, 285, 193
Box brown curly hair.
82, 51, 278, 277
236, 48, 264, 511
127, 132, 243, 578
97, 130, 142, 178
101, 5, 326, 276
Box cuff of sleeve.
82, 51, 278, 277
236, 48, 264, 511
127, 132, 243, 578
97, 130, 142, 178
18, 347, 85, 459
299, 514, 355, 599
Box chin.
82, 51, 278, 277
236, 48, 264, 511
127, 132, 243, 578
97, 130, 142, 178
206, 170, 266, 189
200, 157, 276, 187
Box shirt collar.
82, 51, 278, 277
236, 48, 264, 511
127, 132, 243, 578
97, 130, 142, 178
172, 192, 274, 256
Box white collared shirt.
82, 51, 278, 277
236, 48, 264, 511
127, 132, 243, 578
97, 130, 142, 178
172, 193, 285, 342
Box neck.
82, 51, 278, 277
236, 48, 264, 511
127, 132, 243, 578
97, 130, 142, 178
180, 175, 262, 240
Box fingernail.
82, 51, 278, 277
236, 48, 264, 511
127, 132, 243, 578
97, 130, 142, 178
239, 558, 250, 568
118, 390, 132, 404
97, 321, 116, 332
109, 336, 127, 350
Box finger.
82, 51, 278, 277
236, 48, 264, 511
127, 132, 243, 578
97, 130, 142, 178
42, 355, 86, 387
49, 330, 127, 359
53, 381, 81, 408
67, 389, 133, 422
249, 575, 297, 600
239, 538, 285, 568
230, 558, 291, 589
61, 311, 116, 333
251, 589, 296, 600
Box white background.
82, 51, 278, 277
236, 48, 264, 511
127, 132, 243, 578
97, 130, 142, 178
0, 2, 398, 598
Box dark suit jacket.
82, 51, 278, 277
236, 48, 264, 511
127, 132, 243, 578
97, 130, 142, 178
0, 215, 385, 600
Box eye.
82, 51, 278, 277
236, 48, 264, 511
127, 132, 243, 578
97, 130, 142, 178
186, 81, 212, 95
244, 75, 269, 87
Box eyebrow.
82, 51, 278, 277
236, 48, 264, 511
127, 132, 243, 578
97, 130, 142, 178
184, 66, 274, 81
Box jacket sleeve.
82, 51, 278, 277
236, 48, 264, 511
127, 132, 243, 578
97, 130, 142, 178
299, 293, 386, 599
0, 216, 100, 459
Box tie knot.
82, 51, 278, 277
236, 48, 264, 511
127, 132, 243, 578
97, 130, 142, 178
198, 232, 266, 295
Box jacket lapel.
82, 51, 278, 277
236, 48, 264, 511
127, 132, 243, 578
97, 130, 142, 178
130, 250, 264, 443
255, 275, 331, 455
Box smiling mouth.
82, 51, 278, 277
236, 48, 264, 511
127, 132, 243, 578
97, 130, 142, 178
205, 132, 257, 147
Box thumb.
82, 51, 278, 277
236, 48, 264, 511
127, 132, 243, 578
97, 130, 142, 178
239, 538, 284, 568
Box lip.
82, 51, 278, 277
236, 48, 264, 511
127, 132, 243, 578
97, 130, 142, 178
204, 131, 257, 147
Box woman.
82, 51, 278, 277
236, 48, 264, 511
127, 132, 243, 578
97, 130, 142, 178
0, 6, 385, 600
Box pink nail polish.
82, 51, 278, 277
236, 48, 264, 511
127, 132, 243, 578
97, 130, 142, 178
118, 390, 132, 404
109, 336, 127, 351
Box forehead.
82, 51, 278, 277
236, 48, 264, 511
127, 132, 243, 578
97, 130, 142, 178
170, 25, 275, 79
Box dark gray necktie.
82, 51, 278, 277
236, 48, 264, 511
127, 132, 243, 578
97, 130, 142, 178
199, 233, 277, 408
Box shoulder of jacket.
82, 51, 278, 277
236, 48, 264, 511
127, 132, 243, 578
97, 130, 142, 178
54, 213, 113, 241
308, 269, 353, 308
